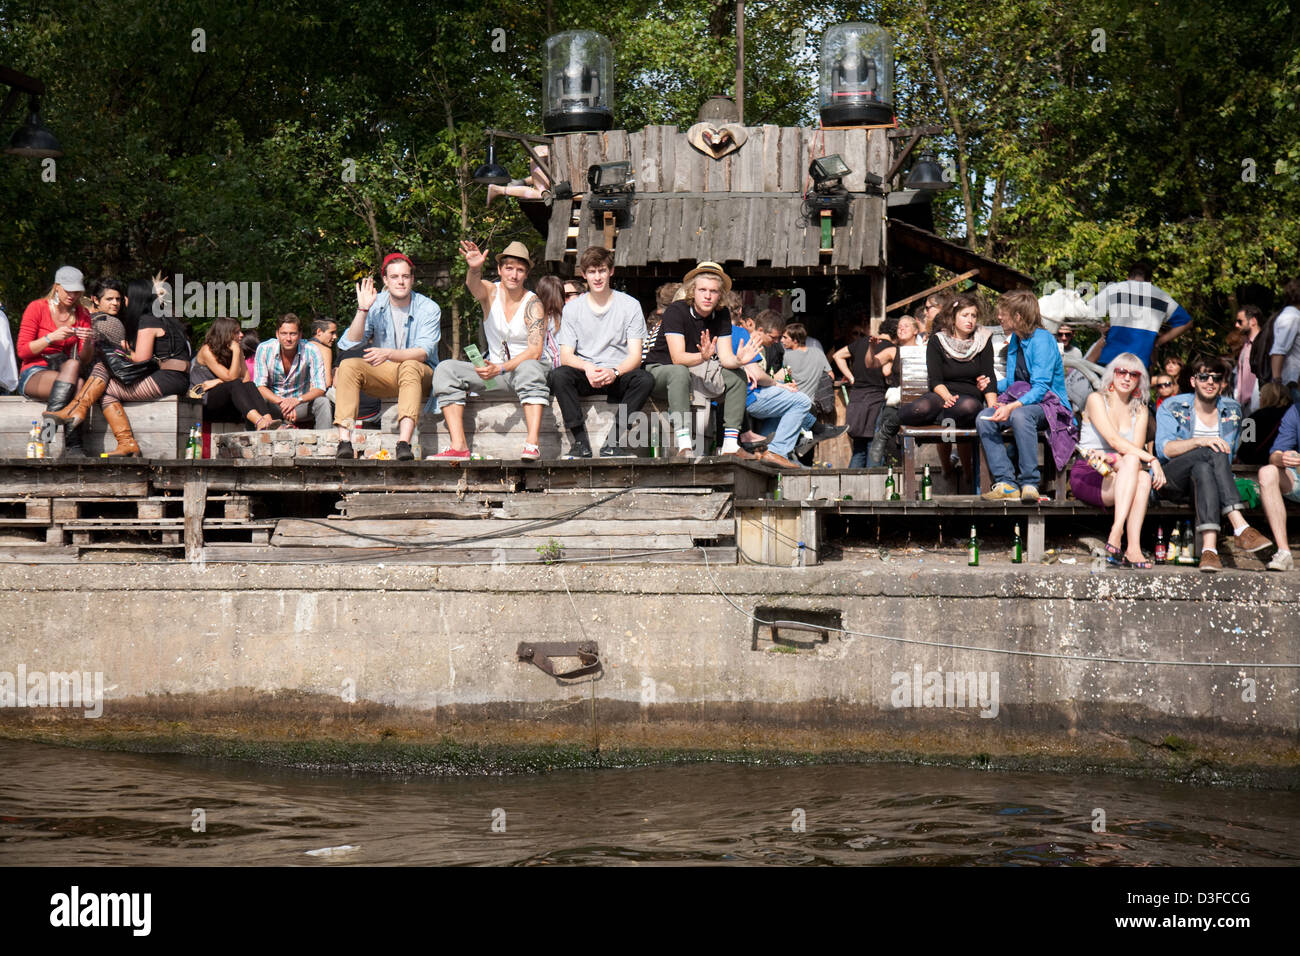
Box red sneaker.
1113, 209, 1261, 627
427, 447, 471, 461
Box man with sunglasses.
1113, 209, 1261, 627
1151, 374, 1178, 406
1155, 355, 1273, 572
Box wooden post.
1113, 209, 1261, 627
184, 477, 207, 564
603, 211, 616, 250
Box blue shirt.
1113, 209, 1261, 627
339, 290, 442, 373
732, 325, 763, 407
1154, 393, 1243, 462
996, 327, 1071, 411
1269, 404, 1300, 456
1087, 280, 1192, 368
253, 339, 326, 399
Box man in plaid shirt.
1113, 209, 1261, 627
253, 313, 330, 426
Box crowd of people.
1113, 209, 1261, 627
837, 266, 1300, 572
3, 254, 1296, 570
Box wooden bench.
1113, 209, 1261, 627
0, 395, 201, 459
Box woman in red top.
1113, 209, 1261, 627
15, 266, 94, 405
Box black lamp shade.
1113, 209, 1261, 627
5, 107, 63, 158
472, 142, 510, 186
906, 152, 951, 190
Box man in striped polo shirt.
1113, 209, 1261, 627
1085, 262, 1193, 370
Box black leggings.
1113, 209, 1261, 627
898, 391, 984, 428
203, 380, 276, 424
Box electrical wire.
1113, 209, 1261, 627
698, 546, 1300, 670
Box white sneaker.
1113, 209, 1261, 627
1267, 549, 1294, 571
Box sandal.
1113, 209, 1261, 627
1105, 542, 1128, 567
1127, 552, 1153, 570
254, 414, 274, 431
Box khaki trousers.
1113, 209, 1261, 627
333, 358, 433, 427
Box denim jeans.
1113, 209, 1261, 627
1159, 445, 1242, 533
977, 403, 1048, 487
746, 386, 814, 458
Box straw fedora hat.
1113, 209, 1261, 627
495, 241, 533, 270
682, 260, 732, 293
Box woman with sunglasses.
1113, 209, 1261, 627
1070, 354, 1165, 567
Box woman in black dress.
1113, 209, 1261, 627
835, 316, 904, 467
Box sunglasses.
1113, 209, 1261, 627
1154, 381, 1176, 388
1113, 368, 1142, 379
1193, 372, 1224, 383
1056, 331, 1073, 339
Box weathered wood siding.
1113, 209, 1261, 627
546, 125, 887, 270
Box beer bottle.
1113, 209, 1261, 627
1181, 521, 1196, 565
1012, 523, 1023, 563
968, 525, 979, 566
1168, 524, 1181, 564
774, 475, 783, 501
921, 463, 933, 501
27, 421, 45, 459
883, 466, 895, 501
1154, 526, 1166, 564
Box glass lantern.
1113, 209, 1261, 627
819, 23, 894, 127
543, 31, 614, 134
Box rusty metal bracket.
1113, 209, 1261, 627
516, 641, 601, 680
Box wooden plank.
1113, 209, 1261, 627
605, 128, 629, 163
500, 490, 731, 520
842, 129, 868, 192
199, 544, 737, 565
273, 517, 732, 544
623, 196, 650, 266
706, 148, 728, 192
672, 131, 695, 193
655, 126, 676, 195
658, 198, 683, 264
742, 198, 760, 267
800, 195, 823, 265
339, 493, 498, 519
545, 198, 573, 263
629, 128, 650, 191
778, 127, 800, 192
736, 127, 763, 192
0, 475, 149, 497
644, 198, 666, 266
184, 478, 206, 562
762, 125, 782, 191
0, 545, 78, 562
862, 195, 884, 267
271, 522, 711, 550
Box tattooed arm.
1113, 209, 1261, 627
500, 298, 546, 372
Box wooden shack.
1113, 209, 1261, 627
539, 124, 889, 312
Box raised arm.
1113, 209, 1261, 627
832, 344, 854, 383
459, 240, 495, 307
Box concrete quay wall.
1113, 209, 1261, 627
1, 563, 1296, 774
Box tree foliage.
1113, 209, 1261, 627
1, 0, 1296, 354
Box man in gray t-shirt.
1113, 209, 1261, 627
546, 247, 654, 458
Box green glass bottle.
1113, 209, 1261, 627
883, 467, 895, 501
1012, 523, 1023, 563
921, 463, 932, 501
968, 524, 979, 566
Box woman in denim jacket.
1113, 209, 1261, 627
1154, 355, 1273, 571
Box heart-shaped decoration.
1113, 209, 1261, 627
686, 122, 748, 160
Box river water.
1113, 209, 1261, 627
2, 739, 1295, 866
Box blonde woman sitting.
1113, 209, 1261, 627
1068, 353, 1166, 567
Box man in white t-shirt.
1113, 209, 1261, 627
547, 246, 654, 458
1268, 277, 1300, 404
430, 241, 550, 461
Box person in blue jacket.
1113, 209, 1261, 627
1154, 354, 1273, 572
978, 290, 1072, 502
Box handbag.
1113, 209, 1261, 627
102, 347, 158, 386
688, 357, 726, 399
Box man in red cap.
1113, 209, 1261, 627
334, 252, 441, 460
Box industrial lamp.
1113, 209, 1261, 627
471, 136, 511, 186
905, 151, 951, 190
587, 160, 634, 224
5, 98, 62, 158
806, 154, 853, 223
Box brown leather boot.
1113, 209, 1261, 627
101, 402, 141, 457
42, 375, 107, 429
